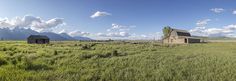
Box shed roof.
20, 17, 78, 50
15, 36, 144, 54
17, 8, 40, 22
27, 35, 49, 39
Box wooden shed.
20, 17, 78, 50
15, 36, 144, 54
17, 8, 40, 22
27, 35, 50, 44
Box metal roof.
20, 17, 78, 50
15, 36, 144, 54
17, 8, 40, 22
171, 28, 189, 33
171, 28, 191, 36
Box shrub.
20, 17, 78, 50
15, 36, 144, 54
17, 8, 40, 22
2, 47, 7, 51
26, 63, 52, 71
11, 59, 17, 65
17, 57, 52, 71
80, 43, 97, 50
54, 50, 58, 55
81, 45, 90, 50
97, 53, 111, 58
9, 47, 17, 51
5, 51, 14, 56
90, 43, 97, 47
17, 62, 52, 70
0, 58, 7, 66
111, 50, 119, 56
80, 53, 94, 59
48, 44, 54, 46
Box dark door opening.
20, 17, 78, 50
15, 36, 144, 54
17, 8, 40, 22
185, 38, 187, 43
36, 40, 38, 43
43, 39, 46, 43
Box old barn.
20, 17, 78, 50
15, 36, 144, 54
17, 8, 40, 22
27, 35, 50, 44
163, 28, 201, 44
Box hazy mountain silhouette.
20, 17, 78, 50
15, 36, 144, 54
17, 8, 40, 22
0, 28, 92, 40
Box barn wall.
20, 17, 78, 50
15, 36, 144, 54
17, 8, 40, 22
163, 36, 186, 44
170, 31, 177, 37
27, 39, 36, 44
188, 38, 201, 43
163, 36, 202, 44
27, 39, 49, 44
44, 39, 50, 44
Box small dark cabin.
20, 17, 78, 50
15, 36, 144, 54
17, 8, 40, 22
27, 35, 50, 44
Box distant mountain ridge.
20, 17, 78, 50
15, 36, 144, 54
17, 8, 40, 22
0, 28, 92, 41
191, 35, 236, 40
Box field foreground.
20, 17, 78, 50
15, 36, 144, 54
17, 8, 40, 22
0, 41, 236, 81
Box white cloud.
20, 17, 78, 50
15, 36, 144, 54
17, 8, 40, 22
107, 23, 135, 32
210, 8, 225, 13
95, 23, 162, 40
95, 32, 162, 40
96, 33, 107, 37
58, 29, 66, 34
31, 18, 64, 32
68, 30, 90, 37
96, 32, 130, 37
128, 32, 162, 40
190, 19, 236, 37
0, 15, 64, 32
119, 32, 129, 37
57, 29, 91, 37
90, 11, 111, 18
111, 23, 127, 29
107, 32, 130, 37
196, 19, 211, 26
95, 23, 163, 40
233, 10, 236, 15
97, 23, 134, 38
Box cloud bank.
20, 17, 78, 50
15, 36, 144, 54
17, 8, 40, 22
68, 30, 90, 37
97, 23, 133, 37
0, 15, 64, 32
196, 19, 211, 27
190, 19, 236, 37
94, 23, 161, 40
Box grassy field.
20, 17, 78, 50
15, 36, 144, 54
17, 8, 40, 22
0, 41, 236, 81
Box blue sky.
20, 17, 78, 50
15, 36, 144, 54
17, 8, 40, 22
1, 0, 236, 39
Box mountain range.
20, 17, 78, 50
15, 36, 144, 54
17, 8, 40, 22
0, 28, 92, 41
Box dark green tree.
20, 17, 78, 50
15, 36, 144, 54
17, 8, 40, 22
162, 26, 172, 43
162, 26, 172, 38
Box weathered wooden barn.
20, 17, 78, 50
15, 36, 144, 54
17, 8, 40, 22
27, 35, 50, 44
163, 29, 201, 44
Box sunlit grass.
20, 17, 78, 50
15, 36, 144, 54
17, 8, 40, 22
0, 41, 235, 81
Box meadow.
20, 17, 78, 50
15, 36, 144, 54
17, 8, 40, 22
0, 41, 236, 81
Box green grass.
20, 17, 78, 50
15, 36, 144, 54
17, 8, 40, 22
0, 41, 235, 81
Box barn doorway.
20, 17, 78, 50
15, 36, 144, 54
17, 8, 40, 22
185, 38, 188, 43
36, 40, 38, 43
42, 39, 46, 43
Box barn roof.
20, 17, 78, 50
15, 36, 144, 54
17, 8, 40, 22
172, 28, 191, 36
172, 28, 189, 33
27, 35, 49, 39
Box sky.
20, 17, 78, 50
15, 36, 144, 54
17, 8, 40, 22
1, 0, 236, 39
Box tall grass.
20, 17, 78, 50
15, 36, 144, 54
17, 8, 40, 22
0, 41, 235, 81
